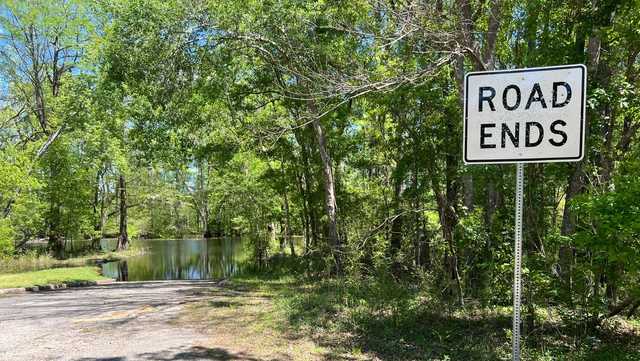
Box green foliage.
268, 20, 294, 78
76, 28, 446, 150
0, 219, 14, 256
574, 167, 640, 268
573, 155, 640, 316
0, 146, 42, 252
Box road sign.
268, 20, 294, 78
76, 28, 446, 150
462, 64, 588, 361
463, 64, 586, 164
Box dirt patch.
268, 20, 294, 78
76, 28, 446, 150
179, 286, 324, 360
177, 284, 371, 360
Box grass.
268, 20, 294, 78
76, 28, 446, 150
0, 243, 144, 289
222, 256, 640, 361
0, 266, 108, 289
0, 244, 145, 274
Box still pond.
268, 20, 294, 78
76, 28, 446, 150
100, 238, 249, 281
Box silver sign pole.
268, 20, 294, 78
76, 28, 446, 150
512, 162, 524, 361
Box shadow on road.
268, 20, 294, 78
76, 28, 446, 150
0, 280, 222, 323
73, 345, 263, 361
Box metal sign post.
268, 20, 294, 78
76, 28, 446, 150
462, 64, 587, 361
512, 163, 524, 361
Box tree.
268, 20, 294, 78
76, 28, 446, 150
0, 0, 94, 251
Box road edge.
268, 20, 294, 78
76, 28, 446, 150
0, 279, 116, 295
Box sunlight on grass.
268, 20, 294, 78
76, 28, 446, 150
0, 266, 108, 289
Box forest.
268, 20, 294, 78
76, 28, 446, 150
1, 0, 640, 360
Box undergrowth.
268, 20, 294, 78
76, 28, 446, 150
231, 255, 640, 361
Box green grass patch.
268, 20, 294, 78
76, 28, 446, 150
0, 266, 108, 289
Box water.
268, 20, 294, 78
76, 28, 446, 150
100, 238, 250, 281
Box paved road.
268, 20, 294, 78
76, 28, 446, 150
0, 280, 243, 361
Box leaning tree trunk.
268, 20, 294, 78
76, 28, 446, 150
311, 116, 342, 274
116, 175, 129, 250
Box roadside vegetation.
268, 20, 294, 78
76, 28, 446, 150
223, 256, 640, 361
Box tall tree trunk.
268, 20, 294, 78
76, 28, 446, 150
453, 54, 476, 213
559, 163, 583, 306
199, 161, 212, 238
557, 6, 606, 305
412, 163, 429, 268
311, 116, 342, 274
294, 128, 319, 250
283, 188, 295, 256
33, 71, 49, 134
432, 176, 463, 305
116, 175, 129, 251
295, 168, 311, 254
202, 206, 211, 238
444, 113, 464, 305
389, 172, 404, 274
48, 157, 63, 255
48, 203, 63, 255
280, 157, 295, 256
524, 163, 546, 332
92, 168, 103, 249
417, 219, 430, 269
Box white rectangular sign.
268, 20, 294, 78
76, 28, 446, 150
463, 64, 586, 164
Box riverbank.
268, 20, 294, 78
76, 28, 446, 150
0, 244, 144, 289
0, 244, 145, 274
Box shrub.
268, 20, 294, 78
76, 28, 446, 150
0, 219, 15, 257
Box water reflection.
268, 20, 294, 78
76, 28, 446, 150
118, 260, 129, 281
101, 238, 247, 281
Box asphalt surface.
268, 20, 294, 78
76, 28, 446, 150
0, 280, 230, 361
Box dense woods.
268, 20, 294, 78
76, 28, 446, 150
1, 0, 640, 351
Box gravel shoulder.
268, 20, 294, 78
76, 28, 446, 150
0, 280, 326, 361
